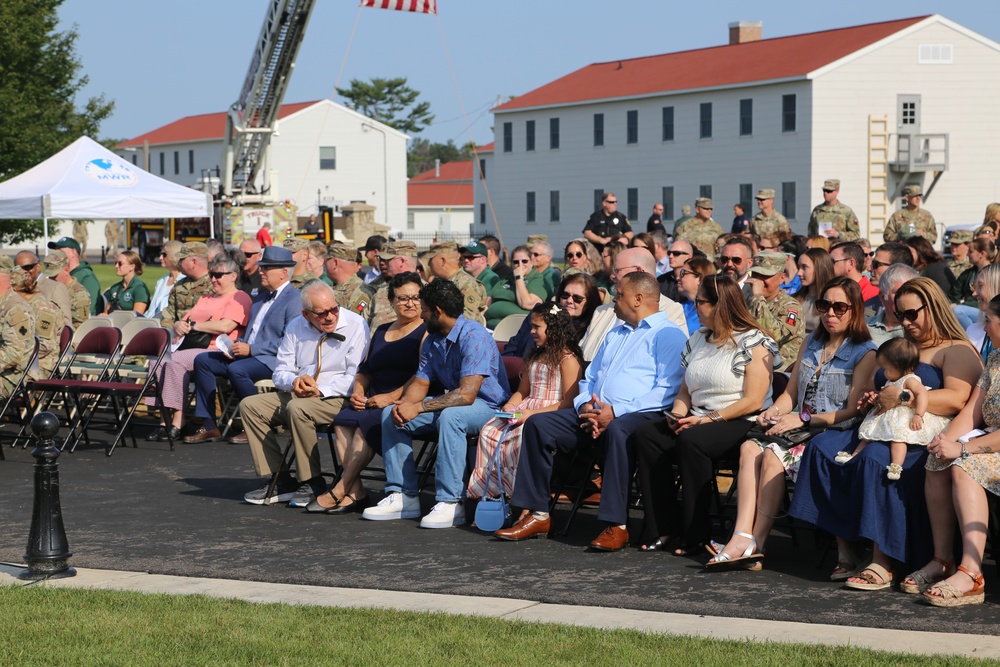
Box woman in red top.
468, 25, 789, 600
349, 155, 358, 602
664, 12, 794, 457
256, 222, 273, 247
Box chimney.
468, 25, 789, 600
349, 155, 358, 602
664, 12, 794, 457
435, 158, 440, 178
729, 21, 762, 45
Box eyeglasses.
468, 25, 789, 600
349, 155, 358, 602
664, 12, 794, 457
678, 268, 701, 279
605, 200, 617, 204
612, 265, 644, 275
209, 271, 234, 280
720, 255, 746, 266
530, 252, 548, 258
565, 251, 585, 260
114, 261, 127, 267
894, 304, 927, 323
558, 291, 585, 304
667, 250, 691, 257
512, 259, 530, 265
309, 306, 340, 319
866, 252, 876, 258
19, 262, 38, 271
832, 257, 852, 263
815, 300, 852, 317
694, 297, 714, 306
870, 259, 889, 271
244, 251, 261, 258
394, 295, 420, 305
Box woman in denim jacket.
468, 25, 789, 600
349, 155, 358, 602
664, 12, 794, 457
707, 277, 877, 570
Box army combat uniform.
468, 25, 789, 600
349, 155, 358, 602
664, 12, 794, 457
675, 217, 724, 260
333, 274, 376, 324
0, 283, 36, 400
160, 273, 211, 329
750, 210, 792, 246
749, 290, 804, 372
19, 290, 63, 379
884, 208, 937, 244
808, 202, 860, 241
448, 268, 487, 327
68, 279, 92, 330
290, 271, 318, 290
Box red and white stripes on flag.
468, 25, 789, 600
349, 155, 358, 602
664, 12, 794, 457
361, 0, 437, 14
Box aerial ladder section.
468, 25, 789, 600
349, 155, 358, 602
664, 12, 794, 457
222, 0, 318, 202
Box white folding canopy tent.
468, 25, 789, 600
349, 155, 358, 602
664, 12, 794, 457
0, 136, 213, 247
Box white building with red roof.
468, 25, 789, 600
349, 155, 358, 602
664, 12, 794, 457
478, 15, 1000, 251
406, 160, 473, 236
116, 99, 408, 228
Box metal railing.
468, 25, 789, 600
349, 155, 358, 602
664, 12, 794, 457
892, 133, 949, 172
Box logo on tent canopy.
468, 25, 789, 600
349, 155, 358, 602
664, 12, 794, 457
84, 158, 138, 188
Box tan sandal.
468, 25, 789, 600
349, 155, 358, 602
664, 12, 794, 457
901, 556, 954, 595
923, 566, 985, 607
844, 562, 893, 591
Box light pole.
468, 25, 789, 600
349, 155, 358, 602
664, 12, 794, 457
361, 122, 388, 227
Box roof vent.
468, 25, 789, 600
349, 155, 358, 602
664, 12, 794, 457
729, 21, 762, 45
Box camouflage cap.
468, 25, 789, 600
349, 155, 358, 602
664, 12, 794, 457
681, 205, 691, 215
0, 255, 17, 275
426, 240, 459, 259
326, 244, 361, 262
903, 185, 923, 197
950, 230, 973, 245
283, 237, 310, 252
695, 197, 713, 209
823, 179, 841, 191
461, 241, 488, 257
526, 234, 548, 244
750, 251, 786, 277
42, 250, 68, 277
177, 242, 208, 259
756, 189, 776, 200
379, 240, 418, 260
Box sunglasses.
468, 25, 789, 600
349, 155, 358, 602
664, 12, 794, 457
605, 200, 617, 204
209, 271, 234, 279
512, 259, 530, 265
114, 261, 128, 267
815, 299, 852, 317
244, 251, 261, 258
678, 268, 701, 279
694, 297, 714, 306
565, 251, 585, 260
160, 252, 168, 258
894, 304, 927, 323
530, 252, 548, 258
19, 262, 39, 271
720, 255, 745, 265
309, 306, 340, 319
865, 252, 875, 258
558, 291, 585, 304
667, 250, 691, 257
870, 259, 889, 271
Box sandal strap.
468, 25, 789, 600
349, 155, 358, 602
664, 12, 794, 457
856, 562, 891, 585
957, 565, 984, 588
932, 556, 954, 569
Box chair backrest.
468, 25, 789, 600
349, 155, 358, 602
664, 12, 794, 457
59, 325, 73, 355
121, 327, 169, 358
119, 318, 160, 348
502, 356, 526, 389
76, 326, 122, 356
71, 317, 110, 350
492, 314, 527, 342
107, 310, 137, 328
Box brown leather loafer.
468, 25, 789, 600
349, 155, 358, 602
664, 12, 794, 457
228, 432, 249, 445
494, 514, 550, 541
183, 427, 221, 444
589, 525, 629, 551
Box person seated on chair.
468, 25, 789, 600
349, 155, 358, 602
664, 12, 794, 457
362, 279, 510, 529
494, 272, 686, 550
501, 272, 600, 359
185, 246, 303, 445
240, 281, 369, 507
103, 250, 150, 315
13, 253, 64, 379
0, 257, 37, 398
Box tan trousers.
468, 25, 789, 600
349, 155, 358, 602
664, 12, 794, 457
239, 391, 347, 482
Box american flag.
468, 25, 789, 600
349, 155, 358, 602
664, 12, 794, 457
361, 0, 437, 14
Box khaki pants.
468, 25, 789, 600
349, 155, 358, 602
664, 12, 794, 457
240, 391, 347, 482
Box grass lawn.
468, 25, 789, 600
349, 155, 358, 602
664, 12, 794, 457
0, 586, 990, 666
89, 262, 168, 293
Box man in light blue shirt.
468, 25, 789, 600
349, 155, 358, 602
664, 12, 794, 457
495, 272, 686, 551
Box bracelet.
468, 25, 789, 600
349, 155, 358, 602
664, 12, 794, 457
961, 442, 969, 459
708, 411, 723, 423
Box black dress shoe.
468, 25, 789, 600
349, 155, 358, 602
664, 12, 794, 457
326, 496, 371, 515
145, 427, 167, 442
164, 426, 181, 442
304, 495, 339, 514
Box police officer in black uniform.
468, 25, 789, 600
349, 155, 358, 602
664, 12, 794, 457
583, 191, 632, 250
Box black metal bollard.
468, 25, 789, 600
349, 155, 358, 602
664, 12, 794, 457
20, 412, 75, 580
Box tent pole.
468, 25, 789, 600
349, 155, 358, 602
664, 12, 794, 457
43, 217, 49, 250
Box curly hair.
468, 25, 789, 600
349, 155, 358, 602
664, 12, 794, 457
525, 303, 583, 370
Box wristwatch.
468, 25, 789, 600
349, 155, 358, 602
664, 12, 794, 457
799, 410, 811, 424
899, 390, 912, 405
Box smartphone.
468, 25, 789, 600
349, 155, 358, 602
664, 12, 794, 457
662, 411, 681, 426
495, 411, 521, 420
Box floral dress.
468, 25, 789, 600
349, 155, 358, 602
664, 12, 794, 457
925, 351, 1000, 495
467, 358, 564, 498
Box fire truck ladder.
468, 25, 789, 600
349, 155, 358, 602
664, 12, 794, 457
222, 0, 317, 200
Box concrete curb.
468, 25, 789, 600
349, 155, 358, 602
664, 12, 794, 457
2, 563, 997, 660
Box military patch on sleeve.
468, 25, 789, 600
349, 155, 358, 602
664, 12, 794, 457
356, 300, 368, 313
10, 310, 31, 339
786, 310, 799, 327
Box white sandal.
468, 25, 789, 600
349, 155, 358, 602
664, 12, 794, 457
705, 531, 763, 571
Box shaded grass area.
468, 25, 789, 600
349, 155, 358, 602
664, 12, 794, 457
90, 263, 167, 292
0, 586, 991, 666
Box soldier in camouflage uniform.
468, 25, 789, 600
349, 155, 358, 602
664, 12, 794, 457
808, 179, 860, 242
325, 244, 376, 323
884, 185, 937, 244
746, 251, 805, 371
43, 251, 90, 330
947, 229, 973, 278
0, 257, 36, 399
750, 189, 792, 247
426, 240, 487, 326
369, 240, 421, 329
675, 197, 724, 260
13, 264, 63, 379
284, 237, 318, 288
161, 242, 212, 328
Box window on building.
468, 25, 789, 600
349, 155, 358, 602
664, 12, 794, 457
739, 183, 753, 208
478, 158, 486, 179
700, 103, 712, 139
901, 102, 917, 127
480, 203, 486, 225
593, 113, 604, 146
700, 185, 712, 200
526, 120, 535, 151
159, 152, 165, 175
782, 181, 796, 219
740, 99, 753, 136
662, 186, 674, 221
319, 146, 336, 170
550, 118, 560, 149
662, 106, 674, 141
594, 189, 604, 212
550, 191, 560, 222
918, 44, 953, 64
626, 110, 638, 144
526, 191, 536, 223
627, 188, 639, 221
188, 150, 195, 174
407, 212, 415, 230
503, 122, 512, 152
782, 94, 796, 132
131, 154, 137, 165
173, 151, 179, 175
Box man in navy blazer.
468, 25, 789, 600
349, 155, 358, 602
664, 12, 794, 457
185, 246, 304, 444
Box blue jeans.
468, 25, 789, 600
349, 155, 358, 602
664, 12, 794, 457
953, 304, 979, 331
380, 399, 496, 502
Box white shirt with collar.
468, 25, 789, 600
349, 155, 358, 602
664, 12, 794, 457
272, 310, 370, 397
247, 280, 292, 345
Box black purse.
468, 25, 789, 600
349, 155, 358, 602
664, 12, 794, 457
746, 426, 824, 449
177, 317, 213, 350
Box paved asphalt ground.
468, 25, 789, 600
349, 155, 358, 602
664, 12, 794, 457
2, 421, 999, 637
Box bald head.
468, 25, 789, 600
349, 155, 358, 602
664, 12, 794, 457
616, 247, 656, 274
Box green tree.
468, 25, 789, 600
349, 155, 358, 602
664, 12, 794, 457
0, 0, 114, 244
406, 138, 473, 178
336, 77, 433, 135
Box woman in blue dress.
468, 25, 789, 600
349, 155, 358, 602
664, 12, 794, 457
790, 277, 982, 587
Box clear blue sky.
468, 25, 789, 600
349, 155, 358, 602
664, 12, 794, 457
59, 1, 997, 148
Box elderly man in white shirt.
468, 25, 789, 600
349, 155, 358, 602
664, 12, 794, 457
241, 281, 370, 507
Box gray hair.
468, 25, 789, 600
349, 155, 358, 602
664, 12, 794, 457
300, 280, 336, 311
531, 241, 552, 257
209, 254, 239, 275
878, 263, 919, 296
649, 228, 669, 249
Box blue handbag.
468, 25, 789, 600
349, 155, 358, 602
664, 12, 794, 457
474, 425, 511, 532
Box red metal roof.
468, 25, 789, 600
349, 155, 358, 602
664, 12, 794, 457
475, 142, 494, 153
408, 161, 473, 206
117, 101, 321, 147
494, 16, 928, 112
409, 160, 473, 182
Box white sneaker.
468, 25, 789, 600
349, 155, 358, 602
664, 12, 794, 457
419, 501, 466, 529
362, 492, 421, 521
